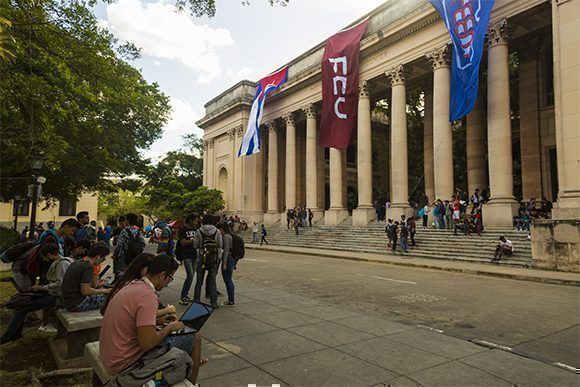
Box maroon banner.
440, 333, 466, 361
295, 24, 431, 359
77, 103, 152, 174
319, 19, 368, 148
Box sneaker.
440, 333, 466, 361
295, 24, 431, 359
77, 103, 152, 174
179, 297, 191, 305
222, 301, 235, 306
38, 324, 57, 333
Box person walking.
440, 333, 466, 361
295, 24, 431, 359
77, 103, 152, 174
193, 215, 222, 309
399, 222, 409, 254
422, 204, 429, 228
308, 209, 313, 227
217, 223, 236, 306
408, 216, 417, 246
260, 224, 269, 246
177, 214, 198, 305
391, 221, 399, 254
251, 222, 259, 243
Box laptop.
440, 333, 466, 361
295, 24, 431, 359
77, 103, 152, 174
166, 302, 214, 335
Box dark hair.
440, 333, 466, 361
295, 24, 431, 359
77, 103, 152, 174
217, 222, 231, 234
61, 218, 81, 229
101, 253, 155, 315
185, 213, 196, 224
76, 239, 91, 251
126, 213, 139, 226
117, 215, 126, 223
39, 243, 59, 257
147, 254, 178, 276
87, 241, 110, 257
201, 214, 213, 225
76, 211, 89, 220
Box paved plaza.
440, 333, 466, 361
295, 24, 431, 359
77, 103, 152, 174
156, 248, 579, 386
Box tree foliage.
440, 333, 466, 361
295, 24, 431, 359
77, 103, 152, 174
0, 0, 171, 201
98, 188, 148, 224
176, 0, 289, 17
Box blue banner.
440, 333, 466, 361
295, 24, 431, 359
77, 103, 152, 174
430, 0, 495, 121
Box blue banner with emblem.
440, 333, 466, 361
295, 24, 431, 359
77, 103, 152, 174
430, 0, 495, 121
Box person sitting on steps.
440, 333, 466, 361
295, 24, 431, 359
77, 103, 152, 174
492, 236, 514, 264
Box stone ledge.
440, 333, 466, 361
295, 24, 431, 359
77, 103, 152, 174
56, 309, 102, 332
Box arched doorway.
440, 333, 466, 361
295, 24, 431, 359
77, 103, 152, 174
218, 167, 228, 210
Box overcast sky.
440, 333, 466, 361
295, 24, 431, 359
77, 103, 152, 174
94, 0, 386, 161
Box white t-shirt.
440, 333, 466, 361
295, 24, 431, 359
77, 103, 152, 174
423, 205, 430, 214
501, 239, 514, 252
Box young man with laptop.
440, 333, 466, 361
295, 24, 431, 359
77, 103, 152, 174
99, 254, 204, 385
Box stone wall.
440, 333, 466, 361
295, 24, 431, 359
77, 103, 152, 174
531, 219, 580, 272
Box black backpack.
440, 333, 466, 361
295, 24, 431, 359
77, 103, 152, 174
124, 228, 143, 265
0, 241, 39, 263
199, 231, 219, 269
231, 234, 245, 260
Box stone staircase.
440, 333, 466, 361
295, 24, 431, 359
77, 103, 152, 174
247, 216, 533, 267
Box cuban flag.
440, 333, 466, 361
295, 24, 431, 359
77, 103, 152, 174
430, 0, 495, 121
238, 66, 288, 157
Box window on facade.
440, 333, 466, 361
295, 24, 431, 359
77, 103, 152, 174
58, 198, 77, 216
13, 200, 30, 216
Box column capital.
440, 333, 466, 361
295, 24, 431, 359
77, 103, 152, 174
487, 19, 510, 48
203, 140, 209, 150
207, 139, 215, 149
283, 112, 296, 126
235, 125, 244, 138
359, 80, 370, 98
227, 128, 236, 141
267, 120, 278, 133
302, 104, 317, 119
385, 65, 407, 87
426, 45, 450, 70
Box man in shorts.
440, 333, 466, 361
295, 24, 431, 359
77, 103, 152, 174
99, 254, 203, 385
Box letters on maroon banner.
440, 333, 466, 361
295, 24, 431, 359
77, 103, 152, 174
319, 19, 368, 148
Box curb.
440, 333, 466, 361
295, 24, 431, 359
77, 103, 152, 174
247, 245, 580, 287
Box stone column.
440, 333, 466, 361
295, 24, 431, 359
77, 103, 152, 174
303, 104, 323, 223
518, 42, 543, 201
423, 82, 435, 204
483, 20, 518, 227
202, 141, 208, 186
264, 121, 279, 225
207, 139, 215, 188
227, 128, 237, 212
466, 90, 487, 197
551, 0, 580, 219
324, 147, 349, 225
353, 80, 375, 226
242, 125, 264, 222
234, 127, 244, 214
283, 112, 297, 213
385, 64, 412, 220
427, 45, 454, 201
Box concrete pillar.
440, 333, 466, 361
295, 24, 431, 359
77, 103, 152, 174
207, 139, 215, 188
466, 90, 487, 197
324, 148, 348, 225
303, 104, 323, 223
228, 128, 237, 212
241, 127, 264, 222
427, 45, 454, 201
519, 44, 543, 201
353, 80, 375, 226
385, 64, 413, 220
264, 121, 279, 225
202, 141, 208, 186
423, 83, 435, 204
283, 112, 297, 212
483, 20, 518, 227
551, 0, 580, 219
234, 127, 244, 213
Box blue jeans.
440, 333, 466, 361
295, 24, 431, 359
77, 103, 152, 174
221, 256, 236, 303
2, 294, 56, 340
194, 263, 218, 306
400, 237, 408, 253
438, 214, 445, 229
72, 295, 107, 312
181, 258, 196, 299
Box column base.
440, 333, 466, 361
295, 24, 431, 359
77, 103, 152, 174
352, 207, 375, 227
552, 190, 580, 220
239, 211, 264, 224
385, 204, 413, 221
310, 208, 324, 225
324, 208, 349, 226
482, 199, 518, 228
263, 212, 280, 226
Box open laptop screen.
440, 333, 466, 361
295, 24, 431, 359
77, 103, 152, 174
179, 302, 214, 331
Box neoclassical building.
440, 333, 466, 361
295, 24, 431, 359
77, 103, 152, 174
197, 0, 579, 228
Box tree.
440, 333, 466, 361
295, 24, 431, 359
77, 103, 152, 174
176, 0, 289, 17
0, 16, 16, 63
0, 0, 171, 201
98, 189, 148, 224
186, 186, 225, 215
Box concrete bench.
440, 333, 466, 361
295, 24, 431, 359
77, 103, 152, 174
49, 309, 103, 368
85, 342, 195, 387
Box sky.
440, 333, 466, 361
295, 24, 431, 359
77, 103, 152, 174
93, 0, 386, 162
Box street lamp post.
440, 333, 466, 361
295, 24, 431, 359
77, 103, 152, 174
12, 195, 23, 232
28, 152, 45, 241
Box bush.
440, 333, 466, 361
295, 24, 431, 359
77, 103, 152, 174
0, 227, 19, 253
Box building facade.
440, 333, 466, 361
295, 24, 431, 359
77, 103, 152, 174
197, 0, 580, 227
0, 193, 99, 230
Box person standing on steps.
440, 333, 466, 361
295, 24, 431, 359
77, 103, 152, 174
260, 224, 269, 246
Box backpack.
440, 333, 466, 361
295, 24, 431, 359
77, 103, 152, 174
106, 345, 192, 387
124, 228, 144, 265
231, 233, 245, 260
0, 241, 39, 263
26, 231, 58, 275
199, 230, 219, 269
